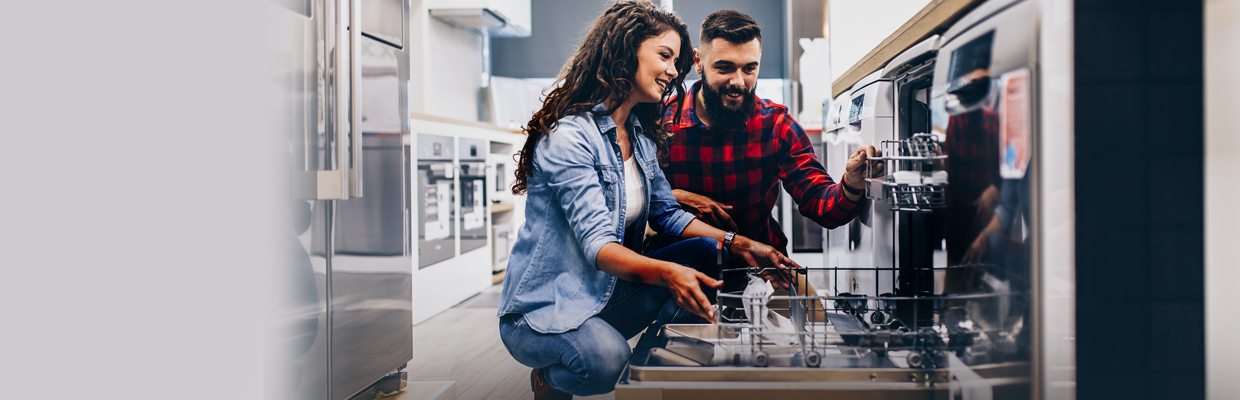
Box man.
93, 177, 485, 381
659, 10, 880, 303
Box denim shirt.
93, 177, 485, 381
497, 103, 697, 334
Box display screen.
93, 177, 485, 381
947, 31, 995, 93
848, 94, 865, 124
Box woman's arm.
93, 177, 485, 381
679, 219, 801, 290
595, 242, 721, 321
536, 119, 623, 269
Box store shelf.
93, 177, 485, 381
409, 111, 523, 135
491, 201, 515, 213
831, 0, 986, 98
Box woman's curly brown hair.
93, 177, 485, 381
511, 0, 693, 195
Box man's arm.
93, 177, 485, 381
773, 111, 879, 229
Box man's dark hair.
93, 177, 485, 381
699, 10, 761, 48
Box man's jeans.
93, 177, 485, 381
498, 237, 723, 396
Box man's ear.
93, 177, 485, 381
693, 48, 702, 74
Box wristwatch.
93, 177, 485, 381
722, 231, 737, 256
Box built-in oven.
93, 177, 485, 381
417, 134, 455, 268
488, 141, 516, 204
458, 138, 488, 255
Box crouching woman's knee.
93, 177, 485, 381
562, 336, 631, 396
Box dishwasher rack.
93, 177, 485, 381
641, 263, 1029, 370
865, 133, 949, 212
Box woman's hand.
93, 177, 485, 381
673, 190, 737, 231
658, 263, 723, 322
730, 235, 802, 290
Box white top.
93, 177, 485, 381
623, 156, 646, 228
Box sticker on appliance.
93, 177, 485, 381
999, 68, 1031, 179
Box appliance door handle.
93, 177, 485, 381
347, 0, 363, 198
321, 0, 350, 199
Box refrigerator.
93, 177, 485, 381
268, 0, 412, 399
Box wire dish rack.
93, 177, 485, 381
640, 263, 1027, 370
865, 133, 948, 212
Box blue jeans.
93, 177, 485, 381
498, 237, 723, 396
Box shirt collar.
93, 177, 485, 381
675, 81, 708, 130
591, 102, 644, 137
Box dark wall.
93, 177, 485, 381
674, 0, 786, 80
490, 0, 611, 78
490, 0, 786, 80
1074, 0, 1204, 398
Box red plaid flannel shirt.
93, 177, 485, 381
661, 80, 861, 253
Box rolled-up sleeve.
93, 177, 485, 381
535, 120, 620, 268
647, 161, 696, 236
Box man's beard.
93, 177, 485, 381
700, 79, 755, 131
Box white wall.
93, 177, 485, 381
827, 0, 930, 84
1206, 1, 1240, 399
409, 0, 485, 121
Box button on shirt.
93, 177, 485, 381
661, 80, 861, 252
497, 103, 696, 334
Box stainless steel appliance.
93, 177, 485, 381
929, 0, 1035, 367
458, 138, 488, 255
820, 92, 852, 294
417, 134, 456, 268
881, 35, 944, 329
269, 0, 411, 399
621, 1, 1041, 397
823, 71, 897, 313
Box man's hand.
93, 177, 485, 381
730, 235, 803, 290
962, 232, 989, 265
844, 145, 883, 193
974, 185, 1000, 223
673, 189, 738, 232
658, 263, 723, 322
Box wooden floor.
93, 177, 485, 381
405, 284, 615, 400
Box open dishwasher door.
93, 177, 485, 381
619, 1, 1040, 398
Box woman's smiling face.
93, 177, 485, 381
629, 30, 682, 104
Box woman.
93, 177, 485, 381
497, 2, 799, 398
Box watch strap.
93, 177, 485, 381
842, 177, 865, 195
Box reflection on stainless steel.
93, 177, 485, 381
336, 134, 406, 255
271, 0, 410, 399
348, 0, 363, 198
328, 30, 413, 400
360, 0, 405, 48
